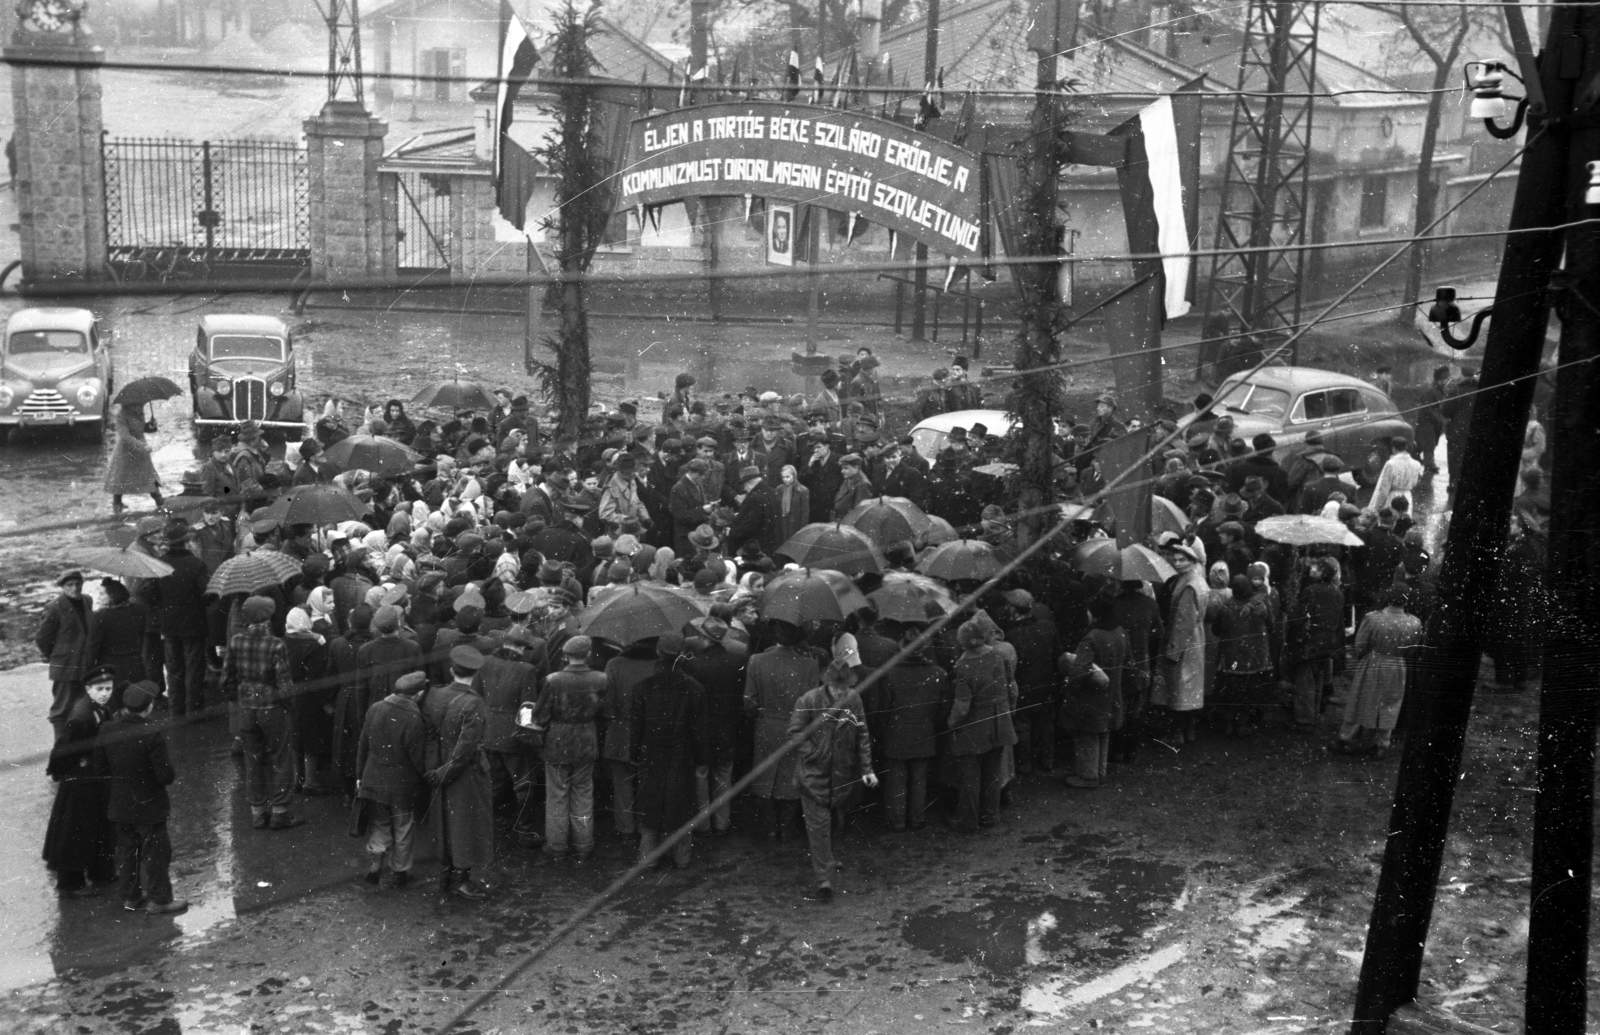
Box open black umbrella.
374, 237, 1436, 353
411, 379, 495, 412
113, 376, 184, 408
324, 434, 420, 476
775, 523, 886, 576
257, 484, 367, 526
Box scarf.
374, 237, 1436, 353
286, 607, 324, 645
306, 586, 335, 618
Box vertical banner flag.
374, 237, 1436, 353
785, 50, 801, 100
494, 3, 540, 229
811, 57, 826, 103
1138, 95, 1192, 318
1112, 87, 1201, 321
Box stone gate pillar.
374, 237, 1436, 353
304, 101, 391, 281
5, 16, 108, 286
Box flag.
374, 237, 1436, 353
952, 86, 978, 146
887, 229, 897, 258
915, 68, 943, 129
679, 61, 706, 106
494, 4, 540, 230
811, 56, 826, 104
943, 257, 961, 293
785, 50, 801, 100
846, 212, 863, 245
891, 72, 906, 122
1111, 84, 1203, 320
744, 194, 753, 224
830, 53, 856, 108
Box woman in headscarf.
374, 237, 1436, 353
775, 465, 811, 549
87, 577, 149, 686
946, 616, 1016, 831
1151, 540, 1208, 743
1214, 574, 1274, 735
1203, 561, 1233, 702
104, 403, 164, 516
1336, 587, 1423, 757
284, 607, 335, 796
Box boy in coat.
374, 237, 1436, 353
99, 681, 186, 914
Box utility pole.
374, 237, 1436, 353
858, 0, 883, 64
910, 0, 940, 341
1524, 42, 1600, 1032
689, 0, 722, 320
1348, 3, 1574, 1029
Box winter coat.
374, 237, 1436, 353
99, 711, 174, 826
1005, 612, 1059, 710
832, 472, 875, 520
154, 548, 211, 638
728, 481, 785, 556
87, 600, 150, 685
668, 476, 710, 554
43, 696, 115, 876
420, 681, 494, 869
1287, 582, 1344, 663
774, 481, 811, 550
878, 651, 947, 760
1344, 608, 1423, 731
601, 651, 657, 763
284, 632, 334, 757
685, 643, 748, 768
629, 660, 709, 832
788, 681, 873, 805
804, 457, 844, 523
356, 634, 425, 709
36, 593, 94, 683
357, 694, 429, 809
947, 647, 1017, 756
879, 463, 928, 510
329, 629, 374, 784
1060, 626, 1129, 733
1153, 569, 1207, 712
533, 665, 610, 765
104, 407, 160, 495
744, 645, 820, 798
476, 652, 539, 754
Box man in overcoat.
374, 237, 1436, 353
727, 466, 784, 557
156, 519, 213, 717
422, 645, 495, 899
787, 658, 877, 901
357, 670, 430, 888
37, 569, 94, 740
630, 633, 709, 868
100, 681, 187, 914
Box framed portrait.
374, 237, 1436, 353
767, 203, 795, 266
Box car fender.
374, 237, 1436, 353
193, 387, 227, 421
275, 391, 304, 423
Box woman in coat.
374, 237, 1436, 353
774, 465, 811, 551
946, 617, 1016, 831
1337, 588, 1424, 756
382, 399, 417, 446
1214, 575, 1275, 735
1058, 596, 1128, 789
86, 578, 148, 686
743, 619, 819, 841
284, 608, 335, 795
104, 403, 163, 515
42, 669, 117, 895
629, 634, 709, 868
1151, 542, 1207, 743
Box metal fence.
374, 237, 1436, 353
102, 136, 309, 271
394, 171, 453, 272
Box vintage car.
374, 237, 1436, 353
1178, 365, 1414, 482
189, 314, 305, 438
0, 307, 111, 442
909, 408, 1018, 461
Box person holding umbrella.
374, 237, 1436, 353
104, 402, 164, 516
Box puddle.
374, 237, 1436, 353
900, 855, 1185, 978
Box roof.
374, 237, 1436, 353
1223, 365, 1388, 394
383, 127, 489, 167
199, 315, 290, 338
6, 308, 96, 334
1176, 24, 1427, 110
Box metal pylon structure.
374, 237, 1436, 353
325, 0, 365, 106
1201, 0, 1321, 364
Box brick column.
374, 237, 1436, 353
5, 28, 108, 286
303, 100, 390, 282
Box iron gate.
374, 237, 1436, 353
393, 171, 454, 273
102, 136, 309, 280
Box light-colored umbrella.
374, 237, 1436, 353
207, 551, 303, 597
915, 539, 1002, 582
73, 546, 174, 580
1254, 514, 1363, 547
1151, 496, 1189, 538
972, 461, 1019, 477
761, 568, 871, 625
579, 583, 705, 645
1072, 539, 1176, 583
921, 515, 960, 546
776, 522, 886, 576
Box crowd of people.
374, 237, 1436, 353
35, 352, 1544, 905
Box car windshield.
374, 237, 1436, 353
8, 330, 86, 355
1212, 381, 1292, 420
209, 335, 283, 361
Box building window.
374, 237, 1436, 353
422, 48, 464, 102
1359, 175, 1388, 229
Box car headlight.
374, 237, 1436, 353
76, 380, 100, 407
215, 379, 232, 395
269, 381, 285, 397
0, 384, 12, 409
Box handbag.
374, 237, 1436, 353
348, 796, 370, 838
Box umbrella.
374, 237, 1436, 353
411, 379, 495, 412
921, 515, 960, 546
580, 583, 706, 645
207, 551, 303, 597
869, 572, 958, 623
1072, 539, 1175, 583
842, 497, 929, 547
1254, 514, 1364, 548
113, 375, 183, 408
1152, 496, 1189, 539
324, 434, 421, 476
74, 546, 173, 580
761, 568, 871, 625
270, 484, 368, 526
916, 539, 1002, 582
972, 461, 1019, 477
776, 522, 886, 576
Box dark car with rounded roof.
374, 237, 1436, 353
189, 314, 304, 439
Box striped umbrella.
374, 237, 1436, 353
207, 551, 303, 597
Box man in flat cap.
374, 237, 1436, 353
101, 681, 187, 914
423, 645, 495, 899
356, 670, 430, 889
37, 569, 93, 741
687, 436, 727, 502
531, 636, 609, 863
832, 453, 874, 520
669, 458, 714, 556
222, 595, 304, 830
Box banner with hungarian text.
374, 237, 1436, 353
617, 101, 983, 259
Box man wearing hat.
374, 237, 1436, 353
598, 452, 652, 535
722, 421, 760, 481
477, 632, 542, 843
727, 465, 783, 557
787, 654, 877, 901
686, 437, 727, 502
629, 631, 710, 868
913, 368, 949, 422
800, 433, 843, 523
531, 636, 609, 863
831, 453, 874, 520
37, 570, 95, 741
944, 356, 981, 410
291, 438, 332, 487
528, 498, 594, 569
230, 421, 273, 506
101, 680, 187, 914
851, 354, 883, 421
669, 458, 714, 556
221, 596, 304, 830
520, 467, 571, 527
1239, 475, 1285, 525
356, 670, 431, 889
156, 518, 212, 719
199, 434, 242, 515
879, 441, 927, 509
1087, 393, 1126, 448
1298, 453, 1352, 515
684, 617, 747, 836
422, 645, 495, 898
